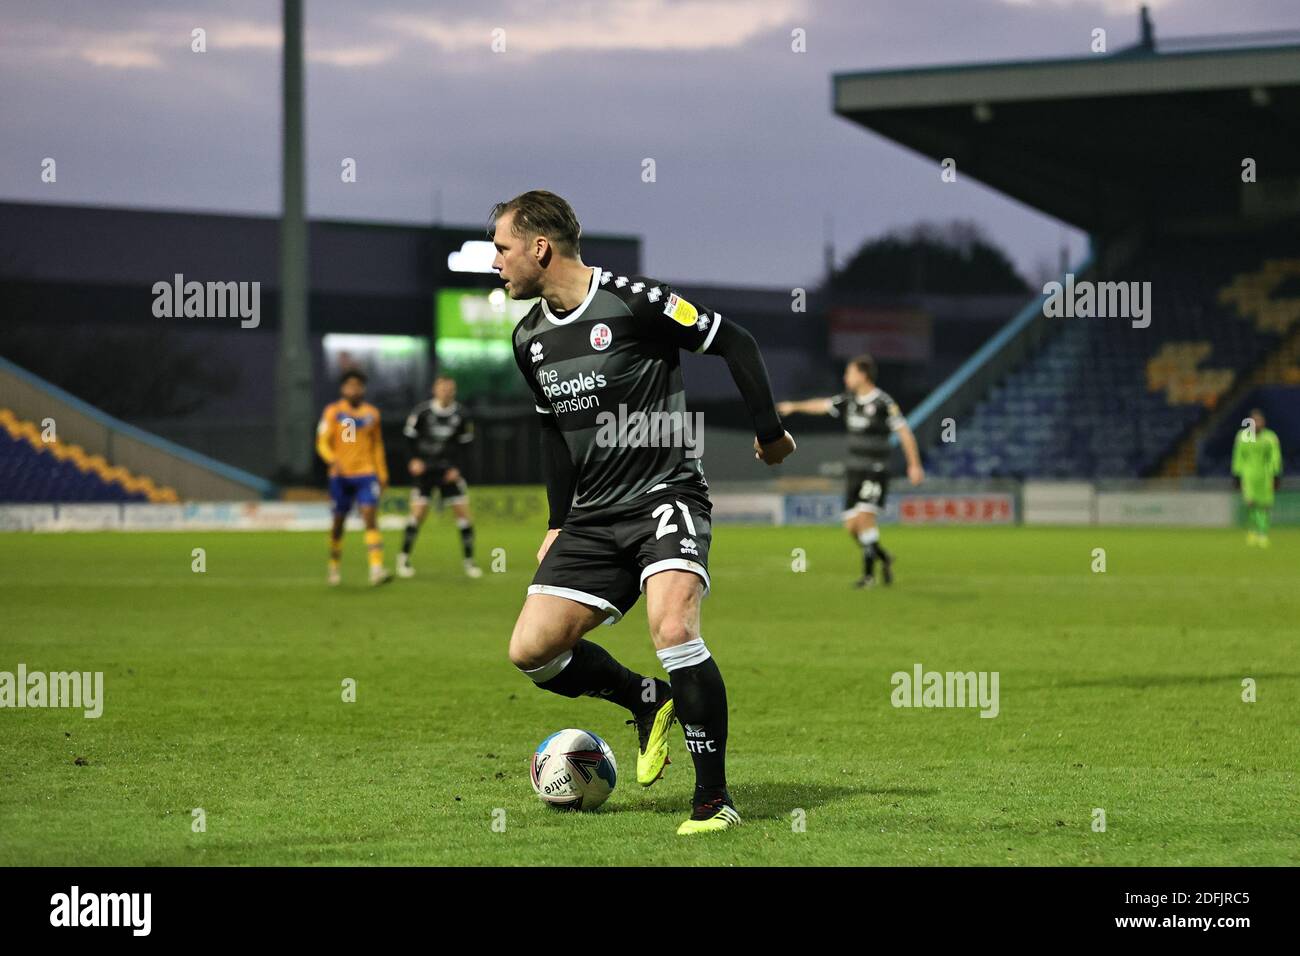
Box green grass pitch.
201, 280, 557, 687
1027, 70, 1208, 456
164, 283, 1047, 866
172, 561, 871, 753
1, 518, 1296, 866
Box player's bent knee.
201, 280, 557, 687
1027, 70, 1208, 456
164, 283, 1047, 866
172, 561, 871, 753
651, 618, 698, 649
507, 597, 592, 672
508, 625, 557, 672
507, 638, 541, 671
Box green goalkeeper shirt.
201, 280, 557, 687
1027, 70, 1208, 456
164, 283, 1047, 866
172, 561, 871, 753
1232, 427, 1282, 481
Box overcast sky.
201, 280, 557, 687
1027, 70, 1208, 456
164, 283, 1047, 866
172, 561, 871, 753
2, 0, 1297, 287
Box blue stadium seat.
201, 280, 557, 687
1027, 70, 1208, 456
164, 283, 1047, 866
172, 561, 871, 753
923, 240, 1294, 479
0, 431, 147, 503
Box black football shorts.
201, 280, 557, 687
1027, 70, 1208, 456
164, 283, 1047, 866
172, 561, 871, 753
528, 486, 712, 626
413, 465, 468, 505
843, 468, 890, 517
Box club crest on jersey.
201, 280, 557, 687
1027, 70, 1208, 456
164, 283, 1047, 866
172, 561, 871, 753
590, 323, 613, 351
530, 340, 544, 363
663, 292, 698, 328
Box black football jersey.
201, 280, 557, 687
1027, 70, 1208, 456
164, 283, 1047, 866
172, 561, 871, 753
403, 400, 473, 466
512, 266, 723, 513
828, 387, 905, 473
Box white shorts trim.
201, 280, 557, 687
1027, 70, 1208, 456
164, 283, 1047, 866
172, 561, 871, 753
640, 558, 710, 596
841, 503, 880, 520
527, 584, 621, 626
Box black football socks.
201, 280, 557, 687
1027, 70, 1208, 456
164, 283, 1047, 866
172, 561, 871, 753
401, 520, 419, 557
402, 517, 475, 561
658, 638, 729, 805
525, 639, 652, 715
857, 527, 889, 579
456, 517, 475, 560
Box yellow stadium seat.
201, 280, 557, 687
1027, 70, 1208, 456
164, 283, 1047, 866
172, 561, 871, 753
0, 408, 180, 502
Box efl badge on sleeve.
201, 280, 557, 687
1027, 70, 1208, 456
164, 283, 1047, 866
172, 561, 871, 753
663, 293, 699, 328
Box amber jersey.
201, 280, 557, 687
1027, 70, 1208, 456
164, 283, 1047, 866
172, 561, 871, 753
316, 400, 388, 483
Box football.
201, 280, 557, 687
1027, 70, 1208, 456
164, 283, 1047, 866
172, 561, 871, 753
530, 729, 618, 811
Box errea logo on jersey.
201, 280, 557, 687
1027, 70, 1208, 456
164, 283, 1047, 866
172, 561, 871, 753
679, 537, 699, 556
530, 341, 544, 363
590, 323, 613, 351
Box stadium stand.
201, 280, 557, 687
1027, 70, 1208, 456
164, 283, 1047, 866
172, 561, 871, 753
834, 26, 1300, 483
922, 239, 1298, 479
0, 355, 274, 501
0, 408, 178, 503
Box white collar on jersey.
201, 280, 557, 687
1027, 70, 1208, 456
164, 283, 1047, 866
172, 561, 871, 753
854, 387, 881, 403
540, 266, 603, 326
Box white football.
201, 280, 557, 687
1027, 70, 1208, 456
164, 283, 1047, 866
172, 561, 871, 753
530, 728, 618, 811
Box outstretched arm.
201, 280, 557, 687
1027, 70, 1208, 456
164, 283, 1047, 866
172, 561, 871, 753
705, 319, 794, 465
777, 397, 836, 416
897, 422, 925, 485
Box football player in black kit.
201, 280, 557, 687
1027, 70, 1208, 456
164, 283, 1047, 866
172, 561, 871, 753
491, 190, 796, 834
779, 355, 925, 587
398, 375, 483, 579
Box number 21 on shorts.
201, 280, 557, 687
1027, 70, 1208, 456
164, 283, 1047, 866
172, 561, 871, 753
652, 500, 697, 538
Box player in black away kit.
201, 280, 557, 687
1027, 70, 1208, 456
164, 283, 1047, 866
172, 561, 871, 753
779, 355, 924, 587
398, 375, 483, 579
491, 190, 795, 834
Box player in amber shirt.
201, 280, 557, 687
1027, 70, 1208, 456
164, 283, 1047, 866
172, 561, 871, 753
316, 370, 391, 586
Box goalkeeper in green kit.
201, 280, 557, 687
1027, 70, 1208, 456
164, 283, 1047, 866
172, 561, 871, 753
1232, 408, 1283, 547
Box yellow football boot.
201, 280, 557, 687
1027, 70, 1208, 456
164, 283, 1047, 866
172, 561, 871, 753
677, 796, 742, 835
628, 689, 675, 787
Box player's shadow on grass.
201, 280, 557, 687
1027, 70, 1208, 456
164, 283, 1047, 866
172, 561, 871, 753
901, 589, 981, 603
617, 783, 936, 820
1028, 672, 1300, 692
